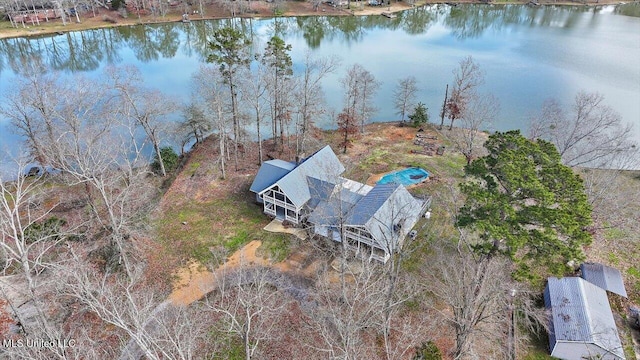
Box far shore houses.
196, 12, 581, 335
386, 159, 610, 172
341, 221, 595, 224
250, 145, 430, 263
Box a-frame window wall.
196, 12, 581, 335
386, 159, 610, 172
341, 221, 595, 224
262, 185, 299, 224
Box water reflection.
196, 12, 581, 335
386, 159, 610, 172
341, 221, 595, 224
615, 2, 640, 17
1, 4, 638, 156
2, 4, 636, 75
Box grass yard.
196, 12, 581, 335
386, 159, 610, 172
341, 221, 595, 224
153, 136, 293, 266
155, 190, 291, 264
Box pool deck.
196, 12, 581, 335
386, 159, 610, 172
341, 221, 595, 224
366, 172, 385, 186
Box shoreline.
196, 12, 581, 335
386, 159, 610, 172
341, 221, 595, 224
0, 0, 628, 40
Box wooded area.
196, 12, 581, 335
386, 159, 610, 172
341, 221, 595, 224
0, 35, 638, 359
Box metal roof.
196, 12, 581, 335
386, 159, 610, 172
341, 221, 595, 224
307, 177, 337, 210
251, 147, 425, 253
581, 262, 628, 298
249, 160, 295, 194
346, 184, 425, 251
259, 146, 345, 207
308, 197, 357, 227
544, 277, 625, 360
346, 183, 399, 226
341, 178, 373, 195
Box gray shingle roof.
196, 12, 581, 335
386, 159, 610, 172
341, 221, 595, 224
249, 160, 295, 194
581, 263, 628, 298
544, 277, 625, 360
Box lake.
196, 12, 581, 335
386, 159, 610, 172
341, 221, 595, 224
1, 4, 639, 174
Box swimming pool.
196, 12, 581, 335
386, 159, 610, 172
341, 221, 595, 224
377, 167, 429, 186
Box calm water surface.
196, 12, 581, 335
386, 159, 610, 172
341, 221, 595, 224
1, 4, 639, 172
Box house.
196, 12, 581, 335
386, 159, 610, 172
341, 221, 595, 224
544, 277, 625, 360
250, 146, 344, 224
250, 145, 429, 263
580, 262, 628, 298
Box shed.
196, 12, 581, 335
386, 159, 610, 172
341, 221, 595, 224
581, 262, 628, 298
544, 277, 625, 360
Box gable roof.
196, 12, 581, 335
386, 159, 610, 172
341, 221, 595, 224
307, 177, 337, 210
250, 159, 295, 194
308, 197, 358, 227
347, 183, 400, 226
346, 184, 425, 251
544, 277, 624, 360
258, 146, 345, 207
307, 179, 369, 227
581, 262, 628, 298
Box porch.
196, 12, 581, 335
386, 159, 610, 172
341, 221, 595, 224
262, 186, 300, 224
344, 226, 390, 263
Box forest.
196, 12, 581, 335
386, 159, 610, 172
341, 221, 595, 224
0, 26, 639, 359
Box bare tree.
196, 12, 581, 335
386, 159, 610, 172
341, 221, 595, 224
0, 70, 61, 165
217, 0, 248, 17
294, 52, 341, 158
310, 259, 386, 360
106, 65, 178, 177
425, 240, 547, 359
393, 76, 419, 123
419, 182, 547, 359
424, 238, 511, 359
528, 91, 639, 216
0, 160, 68, 356
0, 71, 167, 359
65, 262, 163, 360
206, 266, 286, 360
151, 303, 217, 360
339, 187, 429, 360
60, 254, 214, 360
357, 66, 380, 133
308, 0, 323, 11
444, 56, 484, 131
241, 60, 268, 165
336, 110, 359, 154
11, 72, 155, 279
529, 91, 638, 169
341, 65, 361, 131
56, 127, 152, 279
453, 93, 499, 165
191, 65, 231, 179
341, 64, 381, 133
